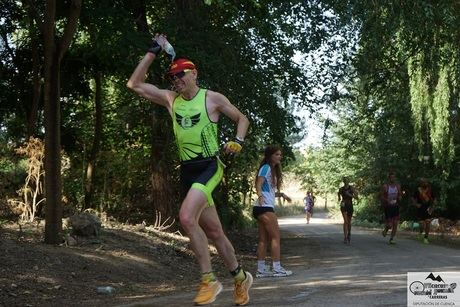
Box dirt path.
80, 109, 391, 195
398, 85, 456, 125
120, 212, 460, 307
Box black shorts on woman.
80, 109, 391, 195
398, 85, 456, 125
252, 206, 274, 219
340, 203, 353, 217
417, 204, 432, 221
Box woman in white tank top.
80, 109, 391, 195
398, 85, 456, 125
380, 172, 402, 244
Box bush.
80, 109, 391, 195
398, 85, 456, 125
352, 219, 380, 228
0, 144, 28, 220
354, 196, 384, 224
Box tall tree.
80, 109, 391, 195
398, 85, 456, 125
42, 0, 82, 243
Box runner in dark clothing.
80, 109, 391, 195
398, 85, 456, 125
338, 177, 357, 244
303, 191, 315, 224
412, 178, 436, 244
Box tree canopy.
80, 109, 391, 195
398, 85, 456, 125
1, 0, 460, 241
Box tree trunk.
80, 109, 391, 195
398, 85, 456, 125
150, 109, 176, 218
130, 0, 148, 33
129, 0, 178, 219
84, 71, 103, 210
43, 0, 82, 244
44, 55, 62, 244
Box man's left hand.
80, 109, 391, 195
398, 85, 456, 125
224, 140, 242, 154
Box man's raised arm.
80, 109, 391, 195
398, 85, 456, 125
127, 35, 176, 111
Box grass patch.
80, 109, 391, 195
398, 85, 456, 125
352, 219, 381, 228
276, 204, 305, 217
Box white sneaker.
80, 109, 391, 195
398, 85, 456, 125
256, 265, 273, 278
273, 267, 292, 277
256, 269, 273, 278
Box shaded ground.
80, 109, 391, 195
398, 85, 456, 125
0, 221, 258, 307
123, 213, 460, 307
1, 213, 458, 307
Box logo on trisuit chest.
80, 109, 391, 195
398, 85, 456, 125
175, 112, 200, 129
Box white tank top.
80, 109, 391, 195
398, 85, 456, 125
387, 185, 398, 205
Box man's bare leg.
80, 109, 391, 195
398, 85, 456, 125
179, 189, 211, 273
199, 206, 238, 270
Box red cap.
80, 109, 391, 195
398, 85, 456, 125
168, 58, 196, 75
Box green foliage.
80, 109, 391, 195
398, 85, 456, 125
3, 0, 460, 226
306, 0, 460, 220
0, 143, 28, 192
352, 219, 381, 229
352, 196, 382, 224
291, 147, 342, 196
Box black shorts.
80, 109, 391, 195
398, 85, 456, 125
384, 206, 399, 221
417, 204, 432, 220
179, 157, 223, 205
340, 204, 353, 216
252, 206, 274, 219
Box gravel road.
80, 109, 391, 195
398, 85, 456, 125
119, 212, 460, 307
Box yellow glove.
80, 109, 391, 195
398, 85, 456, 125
225, 141, 242, 153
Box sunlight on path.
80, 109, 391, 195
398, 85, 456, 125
278, 211, 340, 226
117, 210, 460, 307
273, 210, 460, 307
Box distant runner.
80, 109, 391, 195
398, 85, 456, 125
338, 177, 357, 244
303, 191, 315, 224
380, 172, 402, 244
412, 178, 436, 244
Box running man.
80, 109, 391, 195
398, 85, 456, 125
412, 178, 436, 244
380, 172, 402, 244
127, 34, 252, 306
338, 177, 357, 244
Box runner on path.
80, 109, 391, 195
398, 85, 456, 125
127, 34, 252, 306
253, 145, 293, 278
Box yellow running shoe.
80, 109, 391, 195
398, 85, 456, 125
193, 280, 223, 305
234, 271, 253, 306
